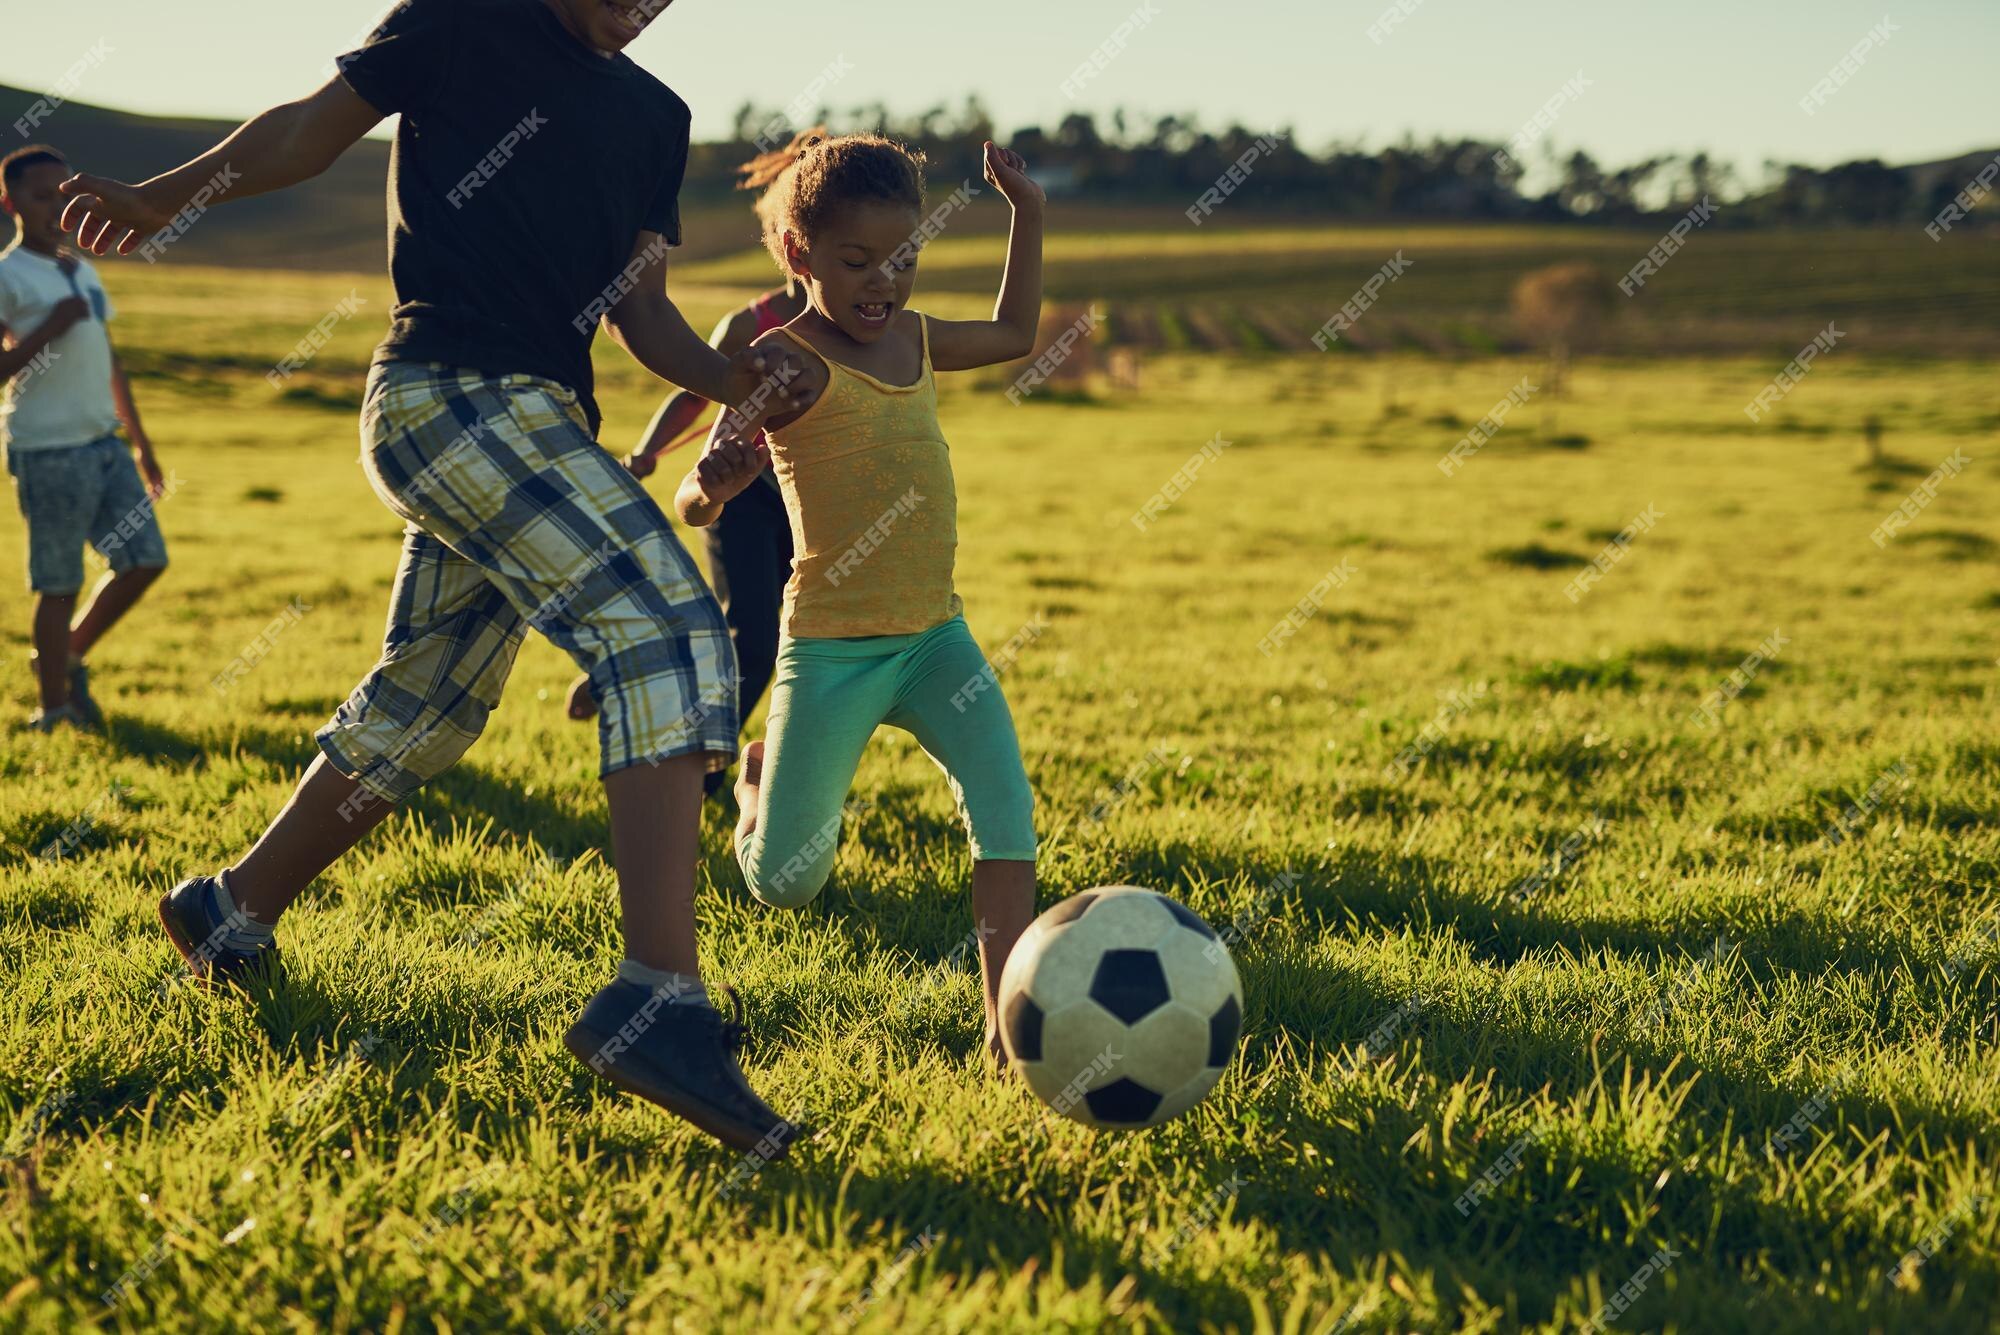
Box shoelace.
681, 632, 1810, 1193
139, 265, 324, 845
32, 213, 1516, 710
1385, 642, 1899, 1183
714, 984, 749, 1053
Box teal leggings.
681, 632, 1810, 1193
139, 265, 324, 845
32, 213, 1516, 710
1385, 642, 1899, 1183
737, 614, 1037, 908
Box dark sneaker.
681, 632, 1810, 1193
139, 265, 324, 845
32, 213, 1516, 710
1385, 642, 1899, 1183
158, 876, 283, 989
24, 703, 88, 734
564, 981, 802, 1156
66, 660, 103, 728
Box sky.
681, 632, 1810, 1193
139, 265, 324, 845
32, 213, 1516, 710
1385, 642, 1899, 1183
1, 1, 1993, 180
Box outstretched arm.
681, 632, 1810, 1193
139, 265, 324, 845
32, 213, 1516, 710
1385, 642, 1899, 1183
926, 143, 1046, 372
58, 76, 386, 257
625, 307, 759, 479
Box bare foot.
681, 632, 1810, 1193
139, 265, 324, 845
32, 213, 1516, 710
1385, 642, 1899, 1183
565, 672, 599, 721
733, 740, 765, 847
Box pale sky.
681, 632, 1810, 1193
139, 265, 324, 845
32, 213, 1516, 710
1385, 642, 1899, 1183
2, 1, 1992, 179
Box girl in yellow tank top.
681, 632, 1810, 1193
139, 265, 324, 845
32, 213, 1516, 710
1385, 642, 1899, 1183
673, 131, 1046, 1071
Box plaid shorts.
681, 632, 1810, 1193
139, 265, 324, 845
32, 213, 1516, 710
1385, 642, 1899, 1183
316, 363, 738, 802
6, 434, 169, 594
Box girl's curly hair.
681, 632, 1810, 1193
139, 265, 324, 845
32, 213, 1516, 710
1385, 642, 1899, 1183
738, 127, 928, 277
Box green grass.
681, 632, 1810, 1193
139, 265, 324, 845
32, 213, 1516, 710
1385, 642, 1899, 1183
1, 266, 1998, 1332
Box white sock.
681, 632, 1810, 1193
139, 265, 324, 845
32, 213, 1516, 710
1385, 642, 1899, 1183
212, 872, 276, 949
617, 959, 710, 1008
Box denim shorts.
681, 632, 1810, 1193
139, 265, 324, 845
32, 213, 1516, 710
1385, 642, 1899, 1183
6, 435, 169, 595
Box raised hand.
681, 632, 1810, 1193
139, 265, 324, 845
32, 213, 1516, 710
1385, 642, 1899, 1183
982, 142, 1044, 209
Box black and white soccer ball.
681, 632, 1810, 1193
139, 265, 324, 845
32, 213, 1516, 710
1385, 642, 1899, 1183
999, 886, 1243, 1129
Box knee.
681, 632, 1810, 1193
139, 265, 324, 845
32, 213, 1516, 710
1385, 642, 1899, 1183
740, 839, 833, 910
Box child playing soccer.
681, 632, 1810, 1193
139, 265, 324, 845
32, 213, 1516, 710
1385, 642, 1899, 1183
677, 133, 1045, 1066
565, 133, 819, 806
1, 144, 170, 732
56, 0, 811, 1154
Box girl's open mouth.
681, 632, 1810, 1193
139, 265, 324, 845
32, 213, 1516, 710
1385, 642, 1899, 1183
855, 302, 893, 328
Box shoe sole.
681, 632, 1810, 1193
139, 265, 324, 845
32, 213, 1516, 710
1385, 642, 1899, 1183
156, 890, 279, 990
562, 1019, 794, 1157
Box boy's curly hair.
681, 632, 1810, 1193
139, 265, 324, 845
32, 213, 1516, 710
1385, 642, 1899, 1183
738, 128, 927, 277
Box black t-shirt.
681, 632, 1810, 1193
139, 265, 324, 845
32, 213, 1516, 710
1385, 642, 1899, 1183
339, 0, 690, 435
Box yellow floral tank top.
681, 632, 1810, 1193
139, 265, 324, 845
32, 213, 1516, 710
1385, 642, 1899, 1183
765, 314, 962, 638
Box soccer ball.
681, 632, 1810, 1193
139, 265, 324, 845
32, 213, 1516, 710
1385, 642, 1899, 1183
999, 886, 1243, 1129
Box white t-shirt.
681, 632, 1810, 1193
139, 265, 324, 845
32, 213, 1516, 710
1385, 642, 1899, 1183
0, 244, 120, 453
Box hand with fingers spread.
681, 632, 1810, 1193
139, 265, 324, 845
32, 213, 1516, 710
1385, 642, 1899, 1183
56, 174, 176, 258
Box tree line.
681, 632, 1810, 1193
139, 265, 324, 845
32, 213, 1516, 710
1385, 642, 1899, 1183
682, 98, 1986, 227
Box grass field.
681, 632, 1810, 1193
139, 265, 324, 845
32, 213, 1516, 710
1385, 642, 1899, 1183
2, 261, 1999, 1332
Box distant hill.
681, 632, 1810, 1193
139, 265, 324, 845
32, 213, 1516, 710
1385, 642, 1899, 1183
1, 84, 392, 271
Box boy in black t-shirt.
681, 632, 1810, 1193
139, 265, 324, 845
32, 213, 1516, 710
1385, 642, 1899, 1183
57, 0, 812, 1157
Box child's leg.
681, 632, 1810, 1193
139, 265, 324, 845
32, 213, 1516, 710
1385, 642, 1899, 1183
31, 594, 78, 709
605, 754, 706, 973
73, 441, 169, 659
735, 640, 892, 908
68, 567, 164, 660
884, 617, 1039, 1055
232, 526, 527, 921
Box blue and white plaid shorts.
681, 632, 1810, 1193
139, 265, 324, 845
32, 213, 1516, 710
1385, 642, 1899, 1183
6, 434, 168, 595
316, 363, 739, 802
